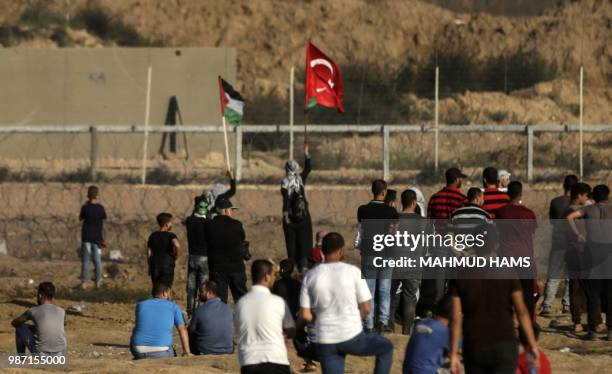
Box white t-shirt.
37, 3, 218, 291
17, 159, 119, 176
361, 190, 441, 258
300, 262, 372, 344
234, 285, 295, 367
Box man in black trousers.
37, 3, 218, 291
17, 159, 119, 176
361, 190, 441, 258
206, 198, 248, 304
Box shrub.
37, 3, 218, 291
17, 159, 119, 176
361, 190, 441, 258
484, 50, 557, 92
73, 5, 150, 46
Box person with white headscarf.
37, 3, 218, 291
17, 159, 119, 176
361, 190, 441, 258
281, 144, 313, 273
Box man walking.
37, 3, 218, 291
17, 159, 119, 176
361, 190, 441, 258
541, 174, 578, 316
185, 198, 210, 315
206, 198, 248, 304
567, 184, 612, 340
496, 181, 539, 319
357, 179, 398, 333
79, 185, 107, 289
389, 189, 426, 335
300, 232, 393, 374
235, 259, 296, 374
422, 168, 467, 316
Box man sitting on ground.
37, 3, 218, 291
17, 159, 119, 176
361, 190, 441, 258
235, 259, 296, 374
188, 281, 233, 355
130, 283, 191, 359
12, 282, 67, 356
300, 232, 394, 374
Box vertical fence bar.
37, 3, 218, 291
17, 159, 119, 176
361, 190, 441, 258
527, 126, 534, 183
235, 125, 242, 182
289, 66, 295, 161
434, 66, 440, 173
383, 126, 390, 181
579, 66, 584, 178
89, 126, 98, 181
141, 65, 153, 185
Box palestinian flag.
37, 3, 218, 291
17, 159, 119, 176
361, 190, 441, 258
218, 76, 244, 124
305, 41, 344, 112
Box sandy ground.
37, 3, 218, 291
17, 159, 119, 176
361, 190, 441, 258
0, 256, 611, 373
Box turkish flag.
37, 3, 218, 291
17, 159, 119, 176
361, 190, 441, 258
305, 41, 344, 112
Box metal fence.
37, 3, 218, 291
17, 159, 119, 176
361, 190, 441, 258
1, 124, 611, 184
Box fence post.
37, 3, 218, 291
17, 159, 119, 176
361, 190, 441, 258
527, 126, 534, 183
90, 126, 98, 181
383, 126, 390, 181
235, 125, 242, 182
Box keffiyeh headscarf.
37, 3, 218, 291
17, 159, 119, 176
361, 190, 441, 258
282, 160, 304, 196
204, 183, 227, 208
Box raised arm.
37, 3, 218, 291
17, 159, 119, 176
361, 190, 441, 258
217, 170, 236, 200
301, 144, 311, 183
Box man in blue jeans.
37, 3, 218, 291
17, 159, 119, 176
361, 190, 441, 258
357, 180, 398, 333
300, 232, 393, 374
79, 185, 106, 289
130, 283, 192, 359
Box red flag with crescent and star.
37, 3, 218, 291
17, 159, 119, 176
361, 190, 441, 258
304, 41, 344, 113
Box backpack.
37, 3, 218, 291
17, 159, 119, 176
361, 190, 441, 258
290, 191, 308, 223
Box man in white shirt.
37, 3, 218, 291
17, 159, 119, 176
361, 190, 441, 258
300, 232, 394, 374
234, 259, 296, 374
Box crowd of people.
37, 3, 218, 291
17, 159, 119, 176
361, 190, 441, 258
9, 152, 612, 373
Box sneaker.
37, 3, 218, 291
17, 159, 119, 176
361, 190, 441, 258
539, 306, 553, 316
364, 327, 375, 334
595, 324, 607, 333
376, 321, 393, 334
78, 282, 88, 290
94, 280, 102, 289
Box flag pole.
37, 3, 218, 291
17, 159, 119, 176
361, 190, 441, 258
141, 65, 153, 185
222, 116, 232, 173
304, 110, 309, 150
289, 67, 295, 160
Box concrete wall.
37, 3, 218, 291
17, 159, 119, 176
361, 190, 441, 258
0, 47, 236, 158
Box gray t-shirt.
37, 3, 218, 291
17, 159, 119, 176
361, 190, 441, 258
581, 203, 612, 244
26, 304, 67, 353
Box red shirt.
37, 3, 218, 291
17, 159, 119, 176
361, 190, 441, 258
482, 187, 510, 217
516, 350, 551, 374
496, 204, 538, 275
427, 186, 467, 219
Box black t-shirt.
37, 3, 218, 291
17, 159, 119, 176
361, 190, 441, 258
185, 215, 208, 256
448, 278, 521, 346
272, 276, 302, 318
357, 200, 399, 222
206, 215, 246, 273
147, 231, 178, 268
80, 201, 106, 243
